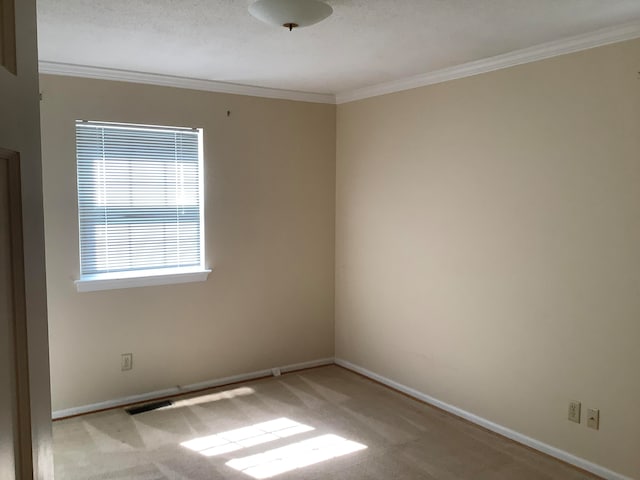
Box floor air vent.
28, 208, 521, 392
125, 400, 172, 415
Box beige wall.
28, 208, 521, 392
0, 0, 53, 477
40, 75, 336, 412
336, 39, 640, 478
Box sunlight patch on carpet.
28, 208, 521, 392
180, 418, 314, 457
226, 434, 367, 479
161, 387, 255, 410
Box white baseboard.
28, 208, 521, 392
52, 356, 631, 480
51, 357, 334, 420
334, 358, 631, 480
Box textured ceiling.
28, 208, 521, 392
36, 0, 640, 95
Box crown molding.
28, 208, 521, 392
336, 21, 640, 104
38, 21, 640, 106
38, 61, 336, 104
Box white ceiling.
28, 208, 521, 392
37, 0, 640, 95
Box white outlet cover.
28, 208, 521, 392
121, 353, 133, 371
568, 400, 581, 423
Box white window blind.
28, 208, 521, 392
76, 121, 204, 280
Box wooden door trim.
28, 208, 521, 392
0, 0, 17, 75
0, 148, 33, 479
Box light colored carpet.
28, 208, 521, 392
53, 366, 598, 479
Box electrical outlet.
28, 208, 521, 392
568, 400, 581, 423
121, 353, 133, 371
587, 408, 599, 430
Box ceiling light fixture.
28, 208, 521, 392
249, 0, 333, 31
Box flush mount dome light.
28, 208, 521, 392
249, 0, 333, 31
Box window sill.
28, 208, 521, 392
75, 268, 212, 292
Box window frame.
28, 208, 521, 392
73, 120, 211, 292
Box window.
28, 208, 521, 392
74, 120, 210, 292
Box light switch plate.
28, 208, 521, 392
587, 408, 599, 430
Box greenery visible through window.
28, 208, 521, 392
75, 120, 204, 279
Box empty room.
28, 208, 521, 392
1, 1, 639, 479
